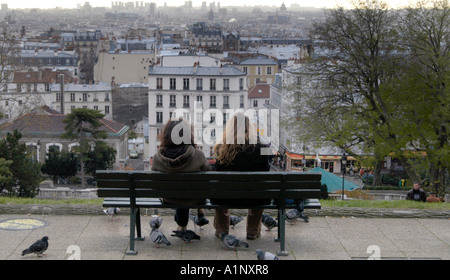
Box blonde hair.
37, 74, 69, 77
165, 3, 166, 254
214, 112, 258, 165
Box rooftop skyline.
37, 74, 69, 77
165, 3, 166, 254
1, 0, 415, 10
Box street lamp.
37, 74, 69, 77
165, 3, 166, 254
341, 153, 347, 200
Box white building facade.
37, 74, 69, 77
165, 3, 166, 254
147, 65, 248, 159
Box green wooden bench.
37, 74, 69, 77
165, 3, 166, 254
96, 171, 322, 256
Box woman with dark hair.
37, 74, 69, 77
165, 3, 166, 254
212, 112, 271, 240
151, 117, 210, 231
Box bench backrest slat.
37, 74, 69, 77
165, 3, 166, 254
96, 171, 322, 200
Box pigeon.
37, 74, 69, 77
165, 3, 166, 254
286, 209, 301, 224
150, 228, 171, 247
299, 211, 310, 223
149, 215, 163, 230
230, 215, 243, 228
103, 207, 120, 220
255, 249, 279, 260
171, 230, 201, 243
220, 233, 249, 250
261, 213, 278, 231
189, 213, 209, 230
22, 236, 49, 257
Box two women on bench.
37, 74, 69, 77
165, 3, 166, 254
151, 112, 270, 240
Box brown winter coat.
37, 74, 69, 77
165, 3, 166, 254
151, 145, 211, 205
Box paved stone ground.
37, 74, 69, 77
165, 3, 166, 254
1, 213, 449, 260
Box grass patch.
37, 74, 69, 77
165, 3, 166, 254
320, 199, 450, 209
0, 196, 448, 210
0, 196, 103, 205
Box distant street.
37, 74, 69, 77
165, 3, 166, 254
128, 157, 144, 170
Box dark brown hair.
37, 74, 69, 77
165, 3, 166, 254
159, 117, 196, 148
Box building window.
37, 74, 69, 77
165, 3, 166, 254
169, 95, 176, 107
223, 79, 229, 91
210, 79, 216, 90
94, 105, 99, 111
267, 67, 272, 74
210, 96, 216, 108
240, 95, 244, 108
170, 78, 176, 90
156, 112, 163, 123
183, 95, 190, 108
196, 95, 203, 107
243, 67, 248, 73
70, 93, 75, 102
258, 67, 261, 75
156, 77, 163, 89
196, 78, 203, 90
253, 100, 258, 107
82, 93, 87, 102
183, 78, 190, 90
156, 95, 163, 107
56, 93, 61, 102
105, 92, 110, 101
223, 95, 229, 108
105, 106, 110, 114
239, 78, 244, 90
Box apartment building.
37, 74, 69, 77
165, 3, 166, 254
50, 82, 113, 119
147, 65, 248, 159
236, 57, 278, 88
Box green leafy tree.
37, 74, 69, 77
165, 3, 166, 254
0, 130, 42, 197
84, 141, 117, 181
61, 108, 106, 188
41, 147, 79, 184
0, 158, 12, 189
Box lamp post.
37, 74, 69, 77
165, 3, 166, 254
341, 153, 347, 200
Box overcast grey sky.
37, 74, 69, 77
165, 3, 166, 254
1, 0, 414, 10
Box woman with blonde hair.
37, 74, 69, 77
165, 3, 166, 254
212, 112, 270, 240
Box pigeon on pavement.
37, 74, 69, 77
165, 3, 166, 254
150, 228, 171, 247
230, 215, 243, 228
220, 233, 249, 250
261, 213, 277, 231
22, 236, 49, 257
171, 230, 201, 243
299, 211, 310, 223
255, 249, 279, 260
149, 215, 163, 230
285, 209, 301, 224
103, 207, 120, 220
189, 213, 209, 230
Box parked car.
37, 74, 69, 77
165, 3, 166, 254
129, 150, 139, 159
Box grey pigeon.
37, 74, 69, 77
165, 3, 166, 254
189, 213, 209, 229
171, 230, 201, 243
220, 233, 249, 250
103, 207, 120, 220
230, 215, 243, 228
255, 249, 279, 260
22, 236, 49, 257
299, 211, 309, 223
286, 209, 301, 224
150, 228, 171, 247
261, 213, 278, 231
149, 215, 163, 230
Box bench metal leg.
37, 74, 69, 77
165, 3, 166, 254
135, 208, 145, 241
277, 209, 288, 256
126, 208, 138, 255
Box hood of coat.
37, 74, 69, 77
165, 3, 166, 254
155, 145, 196, 171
